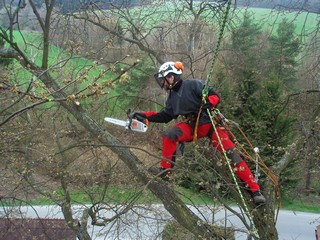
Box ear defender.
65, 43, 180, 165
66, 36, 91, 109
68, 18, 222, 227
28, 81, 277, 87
174, 62, 185, 72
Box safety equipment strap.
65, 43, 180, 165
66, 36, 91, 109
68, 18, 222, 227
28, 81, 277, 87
195, 3, 261, 234
202, 0, 232, 99
193, 99, 203, 144
206, 108, 260, 239
194, 0, 232, 144
192, 1, 280, 238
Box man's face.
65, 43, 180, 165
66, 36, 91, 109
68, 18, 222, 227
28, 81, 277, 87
163, 75, 174, 91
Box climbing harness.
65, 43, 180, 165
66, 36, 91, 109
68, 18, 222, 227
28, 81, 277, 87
194, 0, 232, 144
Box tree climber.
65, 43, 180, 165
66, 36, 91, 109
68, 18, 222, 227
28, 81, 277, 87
131, 61, 266, 204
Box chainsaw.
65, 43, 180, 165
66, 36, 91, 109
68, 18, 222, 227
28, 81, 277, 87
104, 114, 148, 133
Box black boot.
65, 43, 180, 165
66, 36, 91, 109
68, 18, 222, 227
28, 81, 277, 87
159, 168, 172, 181
253, 191, 266, 204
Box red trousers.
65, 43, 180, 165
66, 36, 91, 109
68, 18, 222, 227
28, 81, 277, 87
160, 122, 260, 192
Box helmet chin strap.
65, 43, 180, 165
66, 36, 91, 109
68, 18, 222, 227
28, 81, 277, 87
165, 79, 182, 91
164, 75, 181, 90
164, 84, 172, 91
163, 78, 173, 90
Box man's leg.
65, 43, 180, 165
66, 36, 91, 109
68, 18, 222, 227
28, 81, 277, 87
211, 126, 266, 204
225, 148, 260, 192
160, 122, 193, 169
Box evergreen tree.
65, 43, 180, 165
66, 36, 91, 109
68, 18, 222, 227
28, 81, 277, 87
266, 18, 301, 88
249, 73, 295, 161
221, 12, 295, 165
225, 11, 263, 125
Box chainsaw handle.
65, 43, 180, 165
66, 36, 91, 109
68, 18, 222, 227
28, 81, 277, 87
129, 112, 148, 124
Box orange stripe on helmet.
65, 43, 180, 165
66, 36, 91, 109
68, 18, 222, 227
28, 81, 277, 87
174, 61, 184, 72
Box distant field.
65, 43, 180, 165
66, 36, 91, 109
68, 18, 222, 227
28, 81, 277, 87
231, 7, 319, 37
7, 30, 118, 98
5, 6, 318, 90
134, 4, 319, 40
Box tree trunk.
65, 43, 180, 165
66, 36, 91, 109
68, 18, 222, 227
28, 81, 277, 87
0, 45, 233, 240
59, 99, 232, 239
76, 209, 93, 240
205, 150, 279, 240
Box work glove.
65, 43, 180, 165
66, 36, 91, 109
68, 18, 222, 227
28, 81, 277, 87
129, 112, 147, 124
202, 98, 215, 110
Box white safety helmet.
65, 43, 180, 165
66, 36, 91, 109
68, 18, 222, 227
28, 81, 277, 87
154, 61, 184, 88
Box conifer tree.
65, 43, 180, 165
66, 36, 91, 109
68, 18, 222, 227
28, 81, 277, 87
225, 11, 263, 130
267, 18, 301, 88
223, 12, 298, 163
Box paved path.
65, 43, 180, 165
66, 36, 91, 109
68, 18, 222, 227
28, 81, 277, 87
1, 204, 319, 239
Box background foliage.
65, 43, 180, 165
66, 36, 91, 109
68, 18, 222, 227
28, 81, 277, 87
0, 0, 319, 239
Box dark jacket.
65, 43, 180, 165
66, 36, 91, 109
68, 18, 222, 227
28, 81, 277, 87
147, 79, 220, 125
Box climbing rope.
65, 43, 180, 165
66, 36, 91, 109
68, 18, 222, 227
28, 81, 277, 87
228, 124, 281, 223
194, 0, 280, 237
207, 109, 260, 239
196, 1, 260, 234
194, 0, 232, 143
202, 0, 232, 98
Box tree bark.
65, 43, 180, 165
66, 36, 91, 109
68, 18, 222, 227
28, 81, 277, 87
58, 100, 231, 239
0, 47, 233, 238
202, 149, 279, 240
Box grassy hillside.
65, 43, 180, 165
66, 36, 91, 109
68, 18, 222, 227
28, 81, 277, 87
133, 3, 318, 41
235, 7, 319, 36
6, 31, 133, 109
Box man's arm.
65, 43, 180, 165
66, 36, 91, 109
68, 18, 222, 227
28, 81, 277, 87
145, 110, 173, 123
206, 88, 220, 108
131, 110, 173, 124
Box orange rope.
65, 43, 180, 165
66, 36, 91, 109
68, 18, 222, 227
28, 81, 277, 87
193, 99, 204, 144
224, 122, 281, 223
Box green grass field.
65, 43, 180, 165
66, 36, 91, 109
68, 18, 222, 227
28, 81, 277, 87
6, 5, 318, 88
5, 30, 126, 108
3, 184, 319, 213
235, 7, 319, 37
